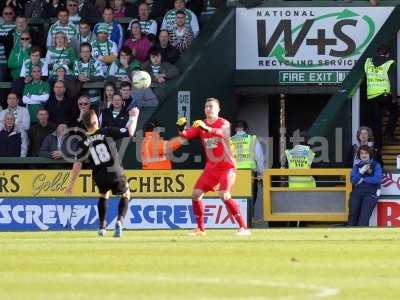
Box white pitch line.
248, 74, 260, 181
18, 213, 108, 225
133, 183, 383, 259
0, 271, 340, 299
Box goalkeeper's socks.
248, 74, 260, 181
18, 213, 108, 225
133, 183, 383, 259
192, 199, 205, 231
224, 199, 247, 229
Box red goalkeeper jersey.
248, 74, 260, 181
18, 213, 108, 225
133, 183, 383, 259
180, 117, 236, 169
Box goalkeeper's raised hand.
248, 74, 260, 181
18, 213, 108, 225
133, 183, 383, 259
193, 120, 211, 132
176, 117, 187, 131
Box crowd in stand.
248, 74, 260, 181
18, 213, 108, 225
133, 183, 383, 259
0, 0, 207, 158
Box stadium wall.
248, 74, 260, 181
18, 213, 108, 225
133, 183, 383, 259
0, 169, 252, 231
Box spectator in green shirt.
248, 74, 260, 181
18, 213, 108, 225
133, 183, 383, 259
22, 65, 50, 123
74, 42, 104, 111
20, 46, 48, 83
8, 30, 31, 80
45, 31, 77, 78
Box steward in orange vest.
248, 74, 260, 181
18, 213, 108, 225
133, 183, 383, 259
141, 121, 184, 169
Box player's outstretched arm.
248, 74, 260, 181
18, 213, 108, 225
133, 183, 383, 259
65, 161, 82, 195
177, 117, 200, 140
127, 107, 140, 137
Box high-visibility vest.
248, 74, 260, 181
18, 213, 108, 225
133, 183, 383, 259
141, 132, 172, 170
230, 133, 257, 170
364, 58, 394, 100
285, 146, 316, 189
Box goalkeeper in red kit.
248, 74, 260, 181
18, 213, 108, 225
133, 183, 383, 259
177, 98, 251, 236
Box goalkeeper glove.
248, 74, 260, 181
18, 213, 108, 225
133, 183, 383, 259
193, 120, 211, 132
176, 117, 187, 131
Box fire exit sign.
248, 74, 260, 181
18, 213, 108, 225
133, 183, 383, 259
279, 71, 349, 84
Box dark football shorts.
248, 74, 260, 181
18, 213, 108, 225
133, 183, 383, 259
96, 176, 128, 195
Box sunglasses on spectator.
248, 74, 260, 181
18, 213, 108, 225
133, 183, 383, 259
79, 102, 90, 106
21, 37, 30, 40
68, 4, 78, 6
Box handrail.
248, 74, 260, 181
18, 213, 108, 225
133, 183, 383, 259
263, 168, 352, 222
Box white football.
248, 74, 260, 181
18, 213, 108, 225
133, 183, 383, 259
132, 71, 152, 89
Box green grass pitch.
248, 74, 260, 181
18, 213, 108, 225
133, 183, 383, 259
0, 228, 399, 300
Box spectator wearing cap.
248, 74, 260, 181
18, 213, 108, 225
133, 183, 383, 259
94, 7, 124, 51
161, 0, 199, 37
22, 65, 50, 123
123, 20, 151, 62
0, 112, 28, 157
109, 46, 140, 82
28, 108, 56, 156
39, 123, 68, 159
99, 93, 129, 128
142, 47, 179, 98
127, 2, 157, 41
0, 92, 30, 132
45, 80, 74, 126
168, 10, 194, 54
91, 22, 118, 74
47, 8, 78, 47
155, 30, 179, 64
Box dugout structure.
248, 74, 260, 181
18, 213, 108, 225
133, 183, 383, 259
263, 168, 352, 222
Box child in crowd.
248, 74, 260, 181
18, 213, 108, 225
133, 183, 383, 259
111, 0, 127, 17
108, 46, 140, 82
348, 145, 382, 226
102, 81, 116, 110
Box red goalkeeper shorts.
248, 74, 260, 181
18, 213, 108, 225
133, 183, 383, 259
194, 167, 236, 192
